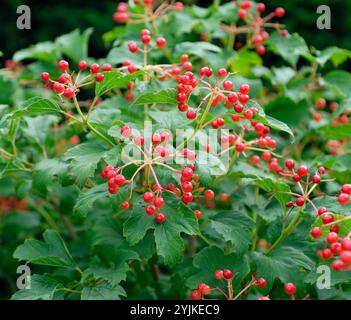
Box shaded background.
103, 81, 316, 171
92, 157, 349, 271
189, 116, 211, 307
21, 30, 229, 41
0, 0, 350, 60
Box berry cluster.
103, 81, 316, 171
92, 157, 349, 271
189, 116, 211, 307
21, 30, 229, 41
128, 29, 167, 56
100, 126, 217, 222
221, 1, 287, 54
41, 59, 108, 100
113, 1, 184, 25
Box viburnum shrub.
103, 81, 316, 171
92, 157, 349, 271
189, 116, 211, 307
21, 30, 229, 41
0, 0, 351, 301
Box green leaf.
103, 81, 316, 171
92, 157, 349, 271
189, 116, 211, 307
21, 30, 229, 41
11, 275, 63, 300
13, 230, 76, 268
324, 70, 351, 97
81, 283, 126, 300
133, 89, 178, 105
174, 42, 222, 58
251, 246, 314, 286
255, 113, 294, 139
33, 159, 68, 194
186, 247, 250, 289
148, 108, 191, 131
56, 28, 93, 62
267, 32, 309, 66
22, 115, 58, 145
95, 70, 144, 96
13, 41, 57, 62
64, 142, 110, 185
320, 124, 351, 140
73, 184, 109, 218
205, 211, 255, 254
311, 196, 351, 216
316, 46, 351, 67
254, 178, 291, 206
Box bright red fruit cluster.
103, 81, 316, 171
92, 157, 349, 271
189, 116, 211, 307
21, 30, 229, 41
41, 60, 108, 99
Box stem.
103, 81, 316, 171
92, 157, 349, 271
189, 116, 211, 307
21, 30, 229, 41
86, 122, 115, 147
266, 206, 304, 254
198, 232, 211, 246
213, 0, 221, 10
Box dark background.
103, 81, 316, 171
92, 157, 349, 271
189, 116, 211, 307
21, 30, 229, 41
0, 0, 350, 60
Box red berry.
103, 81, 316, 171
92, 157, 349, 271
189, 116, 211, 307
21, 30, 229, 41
128, 41, 138, 53
90, 63, 100, 73
152, 133, 162, 144
285, 159, 295, 170
183, 62, 193, 71
326, 232, 339, 244
322, 214, 334, 224
341, 238, 351, 251
154, 197, 165, 208
58, 60, 69, 71
223, 269, 233, 280
256, 278, 267, 288
141, 34, 151, 45
204, 189, 214, 201
214, 269, 223, 280
155, 213, 166, 223
156, 37, 167, 48
311, 227, 323, 238
217, 68, 227, 77
180, 54, 188, 63
223, 80, 233, 91
53, 82, 65, 94
121, 201, 130, 209
239, 84, 250, 95
143, 192, 154, 203
102, 63, 112, 72
257, 3, 266, 13
63, 88, 75, 99
78, 60, 88, 70
145, 205, 156, 216
284, 283, 296, 295
182, 181, 193, 192
275, 7, 285, 18
312, 175, 321, 184
186, 109, 197, 119
256, 45, 266, 55
322, 248, 333, 260
332, 260, 346, 271
243, 109, 253, 119
41, 72, 50, 81
121, 125, 132, 138
234, 103, 244, 113
341, 184, 351, 195
318, 207, 328, 216
194, 210, 202, 219
235, 143, 246, 152
198, 283, 211, 295
95, 73, 105, 82
238, 8, 247, 19
182, 192, 194, 204
340, 251, 351, 265
338, 193, 350, 205
297, 165, 308, 177
191, 290, 201, 300
295, 197, 305, 207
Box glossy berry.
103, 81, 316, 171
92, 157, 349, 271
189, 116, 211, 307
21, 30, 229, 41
191, 290, 201, 300
312, 175, 321, 184
341, 184, 351, 195
121, 125, 132, 138
285, 159, 295, 170
311, 227, 323, 238
143, 192, 154, 203
121, 201, 130, 209
341, 238, 351, 251
256, 278, 267, 288
58, 60, 69, 71
275, 7, 285, 18
223, 80, 233, 91
63, 88, 75, 99
239, 84, 250, 95
214, 269, 223, 280
295, 197, 305, 207
297, 165, 308, 177
155, 213, 166, 223
41, 72, 50, 81
257, 3, 266, 13
156, 37, 167, 48
154, 197, 165, 208
284, 283, 296, 295
90, 63, 100, 73
318, 207, 328, 216
204, 189, 215, 201
326, 232, 339, 244
194, 210, 202, 219
102, 63, 112, 71
186, 109, 197, 120
128, 41, 138, 53
217, 68, 227, 77
145, 205, 156, 216
95, 73, 105, 82
53, 82, 65, 94
338, 193, 350, 205
78, 60, 88, 70
223, 269, 233, 280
